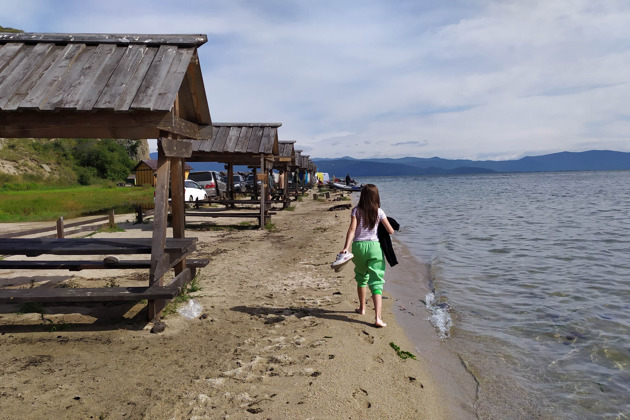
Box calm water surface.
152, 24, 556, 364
359, 171, 630, 419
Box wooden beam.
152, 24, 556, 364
157, 113, 200, 139
161, 137, 193, 158
0, 110, 182, 139
0, 33, 208, 47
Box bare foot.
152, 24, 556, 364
355, 308, 365, 315
374, 319, 387, 328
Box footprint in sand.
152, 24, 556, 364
352, 388, 371, 409
360, 330, 374, 344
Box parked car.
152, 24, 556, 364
188, 171, 227, 197
184, 179, 208, 202
233, 174, 246, 193
244, 174, 262, 192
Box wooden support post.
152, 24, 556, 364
136, 205, 143, 224
148, 139, 171, 320
56, 217, 64, 239
108, 209, 115, 228
260, 155, 266, 229
252, 168, 258, 198
227, 164, 234, 208
170, 157, 187, 276
282, 168, 289, 209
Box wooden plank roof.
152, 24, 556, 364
0, 33, 211, 139
275, 140, 295, 165
187, 123, 281, 166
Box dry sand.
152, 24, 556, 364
0, 192, 475, 419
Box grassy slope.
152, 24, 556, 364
0, 185, 154, 222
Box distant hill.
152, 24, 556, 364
312, 150, 630, 177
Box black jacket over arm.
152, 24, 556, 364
378, 217, 400, 267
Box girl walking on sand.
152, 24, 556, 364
340, 184, 395, 327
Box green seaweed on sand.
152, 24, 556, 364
390, 342, 417, 360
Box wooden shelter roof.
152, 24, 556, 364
0, 32, 211, 139
187, 123, 281, 166
291, 149, 302, 170
276, 140, 295, 165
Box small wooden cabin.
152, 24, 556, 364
133, 159, 193, 186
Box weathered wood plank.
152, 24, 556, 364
57, 44, 120, 110
150, 146, 171, 284
184, 51, 211, 125
170, 157, 186, 241
0, 238, 196, 256
131, 45, 178, 111
114, 45, 161, 111
0, 109, 173, 139
163, 267, 192, 293
0, 44, 51, 107
74, 45, 126, 111
160, 137, 193, 158
235, 126, 252, 153
40, 44, 104, 110
1, 44, 64, 110
156, 113, 199, 139
0, 33, 208, 47
152, 48, 194, 111
224, 127, 242, 153
185, 211, 275, 217
259, 126, 273, 153
0, 286, 180, 303
213, 122, 282, 128
20, 44, 86, 109
247, 126, 264, 153
93, 44, 151, 110
211, 126, 230, 152
0, 43, 24, 75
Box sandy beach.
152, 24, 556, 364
0, 192, 476, 419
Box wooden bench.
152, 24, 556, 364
0, 238, 206, 305
0, 258, 209, 276
0, 285, 180, 303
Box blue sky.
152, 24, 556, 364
3, 0, 630, 160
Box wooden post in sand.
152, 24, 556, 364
56, 217, 64, 239
259, 155, 266, 229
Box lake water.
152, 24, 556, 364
358, 171, 630, 419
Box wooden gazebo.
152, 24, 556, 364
0, 32, 212, 320
185, 123, 281, 228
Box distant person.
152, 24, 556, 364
340, 184, 394, 327
345, 173, 352, 186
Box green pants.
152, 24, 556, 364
352, 241, 386, 295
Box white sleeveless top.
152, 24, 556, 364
351, 207, 386, 242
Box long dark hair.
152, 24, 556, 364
357, 184, 380, 230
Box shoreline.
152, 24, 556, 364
386, 239, 478, 419
1, 194, 460, 418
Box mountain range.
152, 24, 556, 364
311, 150, 630, 177
148, 150, 630, 176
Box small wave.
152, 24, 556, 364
425, 292, 453, 339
